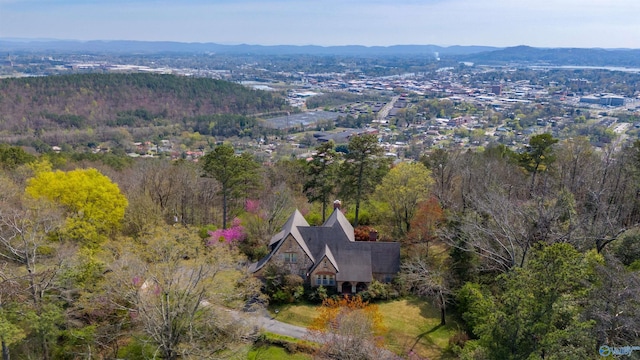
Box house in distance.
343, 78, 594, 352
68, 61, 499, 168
249, 201, 400, 293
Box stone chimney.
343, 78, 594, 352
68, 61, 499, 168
333, 200, 342, 210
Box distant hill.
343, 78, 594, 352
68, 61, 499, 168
0, 39, 498, 56
3, 39, 640, 66
0, 73, 286, 134
460, 45, 640, 67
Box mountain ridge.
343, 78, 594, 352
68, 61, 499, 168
2, 39, 639, 66
0, 38, 498, 55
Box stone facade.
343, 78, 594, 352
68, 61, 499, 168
249, 208, 400, 294
309, 256, 338, 288
270, 234, 312, 279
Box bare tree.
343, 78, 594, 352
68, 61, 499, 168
401, 255, 451, 325
105, 226, 260, 359
564, 143, 640, 253
587, 256, 640, 347
0, 182, 65, 359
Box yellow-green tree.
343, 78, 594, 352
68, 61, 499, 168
25, 168, 128, 247
374, 162, 434, 236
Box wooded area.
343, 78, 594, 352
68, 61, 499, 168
1, 129, 639, 358
0, 73, 287, 135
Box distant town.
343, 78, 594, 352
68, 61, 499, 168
1, 45, 639, 162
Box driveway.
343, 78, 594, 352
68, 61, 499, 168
251, 310, 310, 339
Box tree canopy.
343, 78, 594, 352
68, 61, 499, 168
374, 162, 433, 236
304, 141, 339, 222
26, 167, 128, 247
201, 144, 260, 229
338, 133, 390, 227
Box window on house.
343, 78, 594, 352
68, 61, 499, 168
316, 274, 335, 286
283, 253, 297, 263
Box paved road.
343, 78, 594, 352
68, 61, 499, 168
377, 95, 400, 121
251, 310, 310, 339
243, 309, 399, 359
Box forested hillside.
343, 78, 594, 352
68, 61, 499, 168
0, 73, 287, 134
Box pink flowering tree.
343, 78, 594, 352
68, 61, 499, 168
245, 199, 263, 217
207, 217, 246, 245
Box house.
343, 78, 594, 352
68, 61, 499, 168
249, 202, 400, 294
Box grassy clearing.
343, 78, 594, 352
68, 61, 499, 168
267, 302, 318, 327
270, 297, 459, 359
248, 332, 315, 360
378, 297, 459, 359
247, 346, 312, 360
260, 332, 318, 350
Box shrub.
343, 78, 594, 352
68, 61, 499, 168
360, 280, 399, 301
304, 210, 323, 226
614, 233, 640, 266
198, 224, 217, 239
117, 337, 156, 360
306, 285, 329, 303
354, 226, 378, 241
255, 333, 317, 355
445, 331, 470, 355
263, 263, 305, 304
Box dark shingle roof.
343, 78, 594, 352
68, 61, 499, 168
251, 208, 399, 282
308, 244, 341, 275
370, 242, 401, 274
251, 210, 315, 273
322, 209, 355, 241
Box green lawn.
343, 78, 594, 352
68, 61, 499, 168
378, 298, 459, 359
247, 332, 315, 360
247, 346, 311, 360
268, 303, 318, 327
269, 297, 459, 359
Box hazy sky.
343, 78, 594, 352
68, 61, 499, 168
1, 0, 639, 48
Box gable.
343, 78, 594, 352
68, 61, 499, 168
309, 245, 339, 275
251, 208, 400, 282
322, 208, 355, 241
274, 234, 309, 260
311, 255, 338, 275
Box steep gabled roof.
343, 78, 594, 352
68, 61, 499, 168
251, 210, 314, 273
323, 245, 339, 272
333, 246, 373, 283
309, 244, 340, 275
251, 208, 400, 282
322, 208, 354, 242
299, 224, 373, 283
269, 209, 309, 246
285, 210, 313, 261
268, 229, 285, 247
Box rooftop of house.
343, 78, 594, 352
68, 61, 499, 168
250, 207, 400, 282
